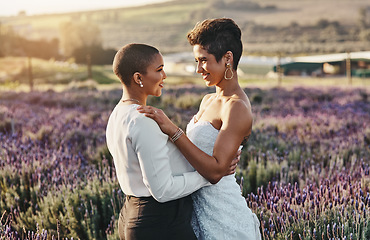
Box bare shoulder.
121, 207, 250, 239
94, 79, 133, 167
223, 97, 252, 117
199, 93, 215, 108
221, 97, 253, 134
202, 93, 214, 101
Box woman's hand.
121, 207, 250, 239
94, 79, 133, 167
137, 105, 178, 136
226, 149, 241, 175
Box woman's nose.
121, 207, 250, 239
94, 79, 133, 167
196, 62, 202, 73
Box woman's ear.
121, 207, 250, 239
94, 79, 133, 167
224, 51, 234, 64
133, 72, 144, 88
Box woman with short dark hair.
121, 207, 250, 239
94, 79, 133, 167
138, 18, 261, 239
107, 43, 240, 240
107, 43, 208, 240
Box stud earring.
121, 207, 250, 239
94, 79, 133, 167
138, 81, 143, 88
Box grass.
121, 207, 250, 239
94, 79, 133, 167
239, 76, 370, 89
119, 1, 205, 24
2, 75, 368, 93
2, 0, 368, 55
0, 57, 27, 76
0, 56, 368, 92
3, 0, 364, 29
0, 57, 119, 90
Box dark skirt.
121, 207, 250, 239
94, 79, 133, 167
118, 195, 197, 240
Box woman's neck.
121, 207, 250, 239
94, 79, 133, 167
215, 76, 240, 97
121, 88, 146, 105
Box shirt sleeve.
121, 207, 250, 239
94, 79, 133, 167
131, 115, 210, 203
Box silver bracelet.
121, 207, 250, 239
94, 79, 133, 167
170, 128, 184, 142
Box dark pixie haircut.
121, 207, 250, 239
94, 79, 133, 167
113, 43, 159, 86
187, 18, 242, 70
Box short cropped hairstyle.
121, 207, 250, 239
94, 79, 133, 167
187, 18, 243, 70
113, 43, 159, 86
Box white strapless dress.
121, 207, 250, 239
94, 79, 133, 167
187, 117, 261, 240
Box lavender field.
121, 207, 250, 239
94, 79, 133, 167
0, 86, 369, 240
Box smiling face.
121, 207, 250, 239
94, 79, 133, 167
193, 45, 225, 87
141, 53, 167, 97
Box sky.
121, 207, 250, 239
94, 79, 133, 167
0, 0, 170, 16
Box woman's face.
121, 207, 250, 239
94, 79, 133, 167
141, 53, 167, 97
193, 44, 225, 87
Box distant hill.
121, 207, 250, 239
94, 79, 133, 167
1, 0, 369, 55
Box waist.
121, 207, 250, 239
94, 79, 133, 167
124, 195, 194, 218
126, 195, 192, 205
199, 175, 240, 191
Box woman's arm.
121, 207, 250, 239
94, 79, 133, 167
133, 116, 210, 202
137, 100, 251, 184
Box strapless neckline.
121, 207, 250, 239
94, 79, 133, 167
190, 116, 219, 132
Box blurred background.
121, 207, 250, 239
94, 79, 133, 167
0, 1, 369, 240
0, 0, 369, 89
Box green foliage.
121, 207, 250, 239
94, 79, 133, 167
174, 93, 202, 109
1, 0, 369, 55
0, 158, 123, 240
0, 86, 369, 239
73, 46, 117, 66
22, 125, 54, 143
0, 24, 59, 60
29, 178, 121, 239
0, 118, 13, 134
59, 21, 102, 57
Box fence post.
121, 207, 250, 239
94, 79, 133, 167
87, 54, 92, 79
346, 51, 352, 85
277, 52, 282, 87
28, 56, 33, 91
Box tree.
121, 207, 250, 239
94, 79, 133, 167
73, 45, 116, 65
316, 19, 330, 29
59, 21, 102, 57
0, 23, 59, 59
21, 38, 60, 59
0, 23, 17, 57
0, 22, 4, 57
358, 7, 370, 42
358, 7, 368, 30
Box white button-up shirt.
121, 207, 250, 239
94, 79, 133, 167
106, 103, 209, 203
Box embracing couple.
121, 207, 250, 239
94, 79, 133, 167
106, 18, 261, 240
